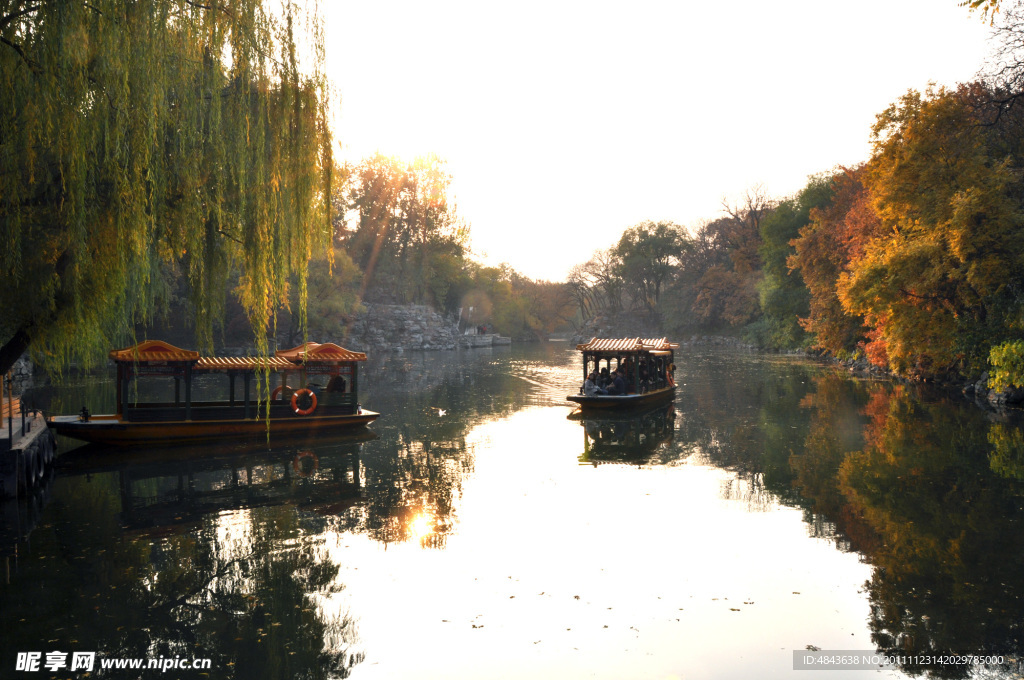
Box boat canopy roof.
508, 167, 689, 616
275, 342, 367, 363
575, 337, 678, 355
109, 339, 367, 372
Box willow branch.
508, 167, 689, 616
0, 4, 39, 33
0, 34, 36, 71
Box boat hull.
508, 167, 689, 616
48, 411, 380, 447
566, 386, 675, 410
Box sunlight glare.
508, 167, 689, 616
409, 511, 434, 543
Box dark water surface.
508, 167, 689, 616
4, 343, 1024, 679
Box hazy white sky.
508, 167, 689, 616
323, 0, 992, 281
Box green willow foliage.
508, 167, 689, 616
0, 0, 332, 374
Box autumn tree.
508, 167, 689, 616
839, 85, 1024, 377
676, 187, 774, 331
961, 0, 1002, 19
510, 275, 574, 337
0, 1, 334, 374
341, 153, 468, 312
787, 167, 881, 357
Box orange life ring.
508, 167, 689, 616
272, 385, 291, 401
293, 450, 319, 477
291, 388, 317, 415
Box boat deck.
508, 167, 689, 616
49, 409, 380, 447
567, 386, 675, 410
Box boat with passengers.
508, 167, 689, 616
567, 337, 678, 411
48, 339, 379, 446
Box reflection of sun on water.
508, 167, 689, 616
409, 512, 433, 542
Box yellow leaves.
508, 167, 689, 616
845, 84, 1024, 376
989, 341, 1024, 392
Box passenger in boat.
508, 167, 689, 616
622, 358, 638, 392
607, 368, 627, 395
584, 371, 608, 396
326, 374, 347, 393
598, 367, 612, 389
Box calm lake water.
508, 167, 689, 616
3, 343, 1024, 679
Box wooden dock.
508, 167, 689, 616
1, 395, 54, 498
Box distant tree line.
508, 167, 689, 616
234, 152, 576, 347
570, 6, 1024, 387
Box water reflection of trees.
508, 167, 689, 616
677, 351, 1024, 677
355, 347, 560, 548
675, 352, 819, 510
789, 374, 881, 554
0, 465, 362, 679
361, 435, 470, 549
798, 380, 1024, 678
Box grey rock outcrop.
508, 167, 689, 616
4, 355, 34, 396
346, 304, 459, 352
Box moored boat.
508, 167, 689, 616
48, 340, 379, 446
566, 337, 678, 411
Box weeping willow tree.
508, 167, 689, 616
0, 0, 333, 376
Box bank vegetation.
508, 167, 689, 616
570, 6, 1024, 393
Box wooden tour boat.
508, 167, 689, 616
566, 337, 678, 411
48, 340, 379, 446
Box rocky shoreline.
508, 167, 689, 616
817, 352, 1024, 411
345, 303, 460, 353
